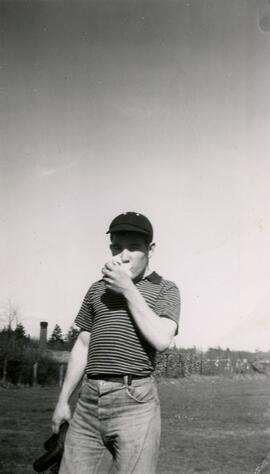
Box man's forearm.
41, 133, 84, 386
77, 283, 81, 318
58, 333, 89, 403
123, 284, 175, 351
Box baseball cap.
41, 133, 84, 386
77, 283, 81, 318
106, 212, 153, 241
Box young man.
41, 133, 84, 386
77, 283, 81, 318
52, 212, 180, 474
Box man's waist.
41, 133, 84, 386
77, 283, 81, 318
86, 373, 151, 385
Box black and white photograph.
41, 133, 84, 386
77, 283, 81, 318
1, 1, 270, 473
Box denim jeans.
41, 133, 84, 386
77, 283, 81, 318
59, 376, 161, 474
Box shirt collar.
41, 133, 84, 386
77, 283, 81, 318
144, 271, 162, 284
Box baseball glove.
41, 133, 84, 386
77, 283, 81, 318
33, 422, 69, 473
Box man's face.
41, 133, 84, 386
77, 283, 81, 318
110, 232, 154, 280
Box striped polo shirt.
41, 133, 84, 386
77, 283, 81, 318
75, 272, 180, 376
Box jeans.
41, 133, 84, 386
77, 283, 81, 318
59, 376, 161, 474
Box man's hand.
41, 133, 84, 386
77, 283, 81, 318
102, 260, 133, 294
52, 400, 71, 434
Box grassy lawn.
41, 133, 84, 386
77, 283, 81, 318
158, 376, 270, 474
1, 376, 270, 474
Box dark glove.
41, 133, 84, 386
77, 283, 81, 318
33, 422, 69, 473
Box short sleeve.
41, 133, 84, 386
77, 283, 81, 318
74, 286, 94, 332
155, 281, 181, 335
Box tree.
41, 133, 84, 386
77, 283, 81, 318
0, 301, 25, 360
0, 321, 30, 363
49, 324, 64, 344
14, 322, 27, 340
0, 299, 20, 331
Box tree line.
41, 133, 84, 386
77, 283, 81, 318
0, 321, 80, 359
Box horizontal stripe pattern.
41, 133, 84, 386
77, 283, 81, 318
75, 272, 180, 375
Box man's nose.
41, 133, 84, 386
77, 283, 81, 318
120, 249, 130, 262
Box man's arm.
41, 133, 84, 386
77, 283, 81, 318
123, 284, 177, 351
51, 330, 90, 433
102, 263, 178, 351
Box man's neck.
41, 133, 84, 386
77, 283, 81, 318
133, 266, 152, 283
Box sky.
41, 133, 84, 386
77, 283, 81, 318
1, 0, 270, 351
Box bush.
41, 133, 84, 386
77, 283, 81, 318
37, 360, 61, 385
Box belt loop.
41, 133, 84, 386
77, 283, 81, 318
127, 374, 132, 385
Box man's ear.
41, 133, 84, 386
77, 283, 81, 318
148, 242, 156, 259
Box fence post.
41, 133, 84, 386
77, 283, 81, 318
33, 362, 38, 386
165, 353, 169, 377
2, 359, 7, 383
59, 364, 64, 387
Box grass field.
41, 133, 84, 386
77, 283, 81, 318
1, 376, 270, 474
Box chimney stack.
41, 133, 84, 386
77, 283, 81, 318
39, 321, 48, 351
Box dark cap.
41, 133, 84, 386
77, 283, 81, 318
106, 212, 153, 241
